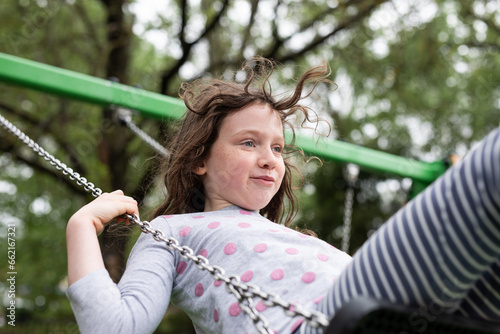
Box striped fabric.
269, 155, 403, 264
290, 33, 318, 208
300, 127, 500, 334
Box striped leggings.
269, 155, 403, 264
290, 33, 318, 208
300, 127, 500, 333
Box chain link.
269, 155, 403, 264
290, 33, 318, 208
341, 164, 359, 254
341, 187, 354, 254
0, 114, 102, 198
0, 113, 330, 332
114, 107, 169, 157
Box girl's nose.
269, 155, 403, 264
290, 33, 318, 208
258, 147, 277, 169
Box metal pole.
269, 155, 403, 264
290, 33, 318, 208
293, 132, 445, 184
0, 52, 185, 120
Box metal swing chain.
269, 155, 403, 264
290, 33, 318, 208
114, 107, 169, 158
0, 114, 103, 198
341, 187, 354, 254
0, 113, 330, 332
341, 164, 359, 254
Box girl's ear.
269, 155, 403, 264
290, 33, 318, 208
192, 163, 207, 176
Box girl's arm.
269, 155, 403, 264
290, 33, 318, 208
66, 190, 174, 333
66, 190, 138, 286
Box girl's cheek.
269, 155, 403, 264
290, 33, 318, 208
278, 161, 286, 178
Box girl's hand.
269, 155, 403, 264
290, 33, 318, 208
68, 190, 139, 235
66, 190, 138, 286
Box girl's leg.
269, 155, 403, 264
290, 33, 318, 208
456, 258, 500, 319
301, 127, 500, 334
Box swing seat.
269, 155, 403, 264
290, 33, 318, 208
325, 296, 500, 334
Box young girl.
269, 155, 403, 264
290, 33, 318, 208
66, 58, 500, 334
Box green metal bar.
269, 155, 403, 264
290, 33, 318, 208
0, 52, 185, 120
0, 52, 446, 183
293, 132, 446, 183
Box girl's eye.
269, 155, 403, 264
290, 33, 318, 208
272, 146, 283, 153
243, 141, 255, 147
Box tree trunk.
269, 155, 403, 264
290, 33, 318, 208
99, 0, 133, 283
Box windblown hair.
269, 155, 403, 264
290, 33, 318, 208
152, 57, 331, 226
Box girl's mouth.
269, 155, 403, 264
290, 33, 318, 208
251, 175, 275, 185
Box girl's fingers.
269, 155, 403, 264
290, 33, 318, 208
106, 191, 139, 225
88, 192, 139, 225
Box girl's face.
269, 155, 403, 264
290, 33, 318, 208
194, 103, 286, 212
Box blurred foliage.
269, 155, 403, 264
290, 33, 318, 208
0, 0, 499, 332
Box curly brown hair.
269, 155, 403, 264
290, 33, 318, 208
152, 57, 331, 226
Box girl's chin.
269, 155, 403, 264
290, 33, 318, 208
242, 201, 273, 212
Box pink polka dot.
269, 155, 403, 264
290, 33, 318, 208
224, 243, 237, 255
285, 248, 299, 255
316, 254, 329, 261
176, 261, 187, 274
179, 226, 191, 237
291, 318, 304, 332
269, 229, 280, 232
214, 308, 219, 322
229, 302, 241, 316
281, 227, 292, 233
270, 269, 284, 280
256, 300, 267, 312
214, 280, 223, 287
297, 233, 310, 238
254, 243, 267, 253
238, 222, 251, 228
313, 295, 324, 304
241, 270, 253, 282
194, 283, 204, 297
199, 249, 208, 258
162, 215, 174, 219
302, 272, 316, 283
193, 216, 205, 219
208, 221, 220, 229
239, 210, 251, 215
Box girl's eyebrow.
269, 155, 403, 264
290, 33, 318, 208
233, 129, 285, 142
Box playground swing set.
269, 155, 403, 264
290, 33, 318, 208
1, 52, 499, 333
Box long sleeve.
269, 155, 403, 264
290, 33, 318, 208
67, 209, 353, 333
67, 222, 176, 334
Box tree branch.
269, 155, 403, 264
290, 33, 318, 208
274, 0, 390, 63
462, 3, 500, 36
264, 0, 284, 59
73, 2, 105, 54
0, 102, 39, 125
179, 0, 188, 48
0, 102, 88, 181
194, 0, 230, 44
0, 134, 89, 198
160, 0, 230, 95
240, 0, 261, 59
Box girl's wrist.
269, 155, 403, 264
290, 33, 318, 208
67, 214, 100, 235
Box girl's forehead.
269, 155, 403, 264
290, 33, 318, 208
221, 105, 284, 134
227, 104, 282, 123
